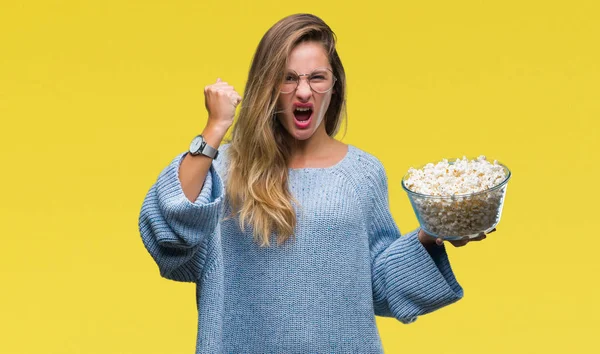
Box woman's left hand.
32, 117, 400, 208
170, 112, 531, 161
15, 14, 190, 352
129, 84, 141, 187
418, 228, 496, 248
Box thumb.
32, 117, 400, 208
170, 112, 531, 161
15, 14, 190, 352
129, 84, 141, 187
216, 77, 222, 83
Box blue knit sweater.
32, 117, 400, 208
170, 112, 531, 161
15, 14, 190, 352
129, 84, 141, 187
138, 143, 464, 353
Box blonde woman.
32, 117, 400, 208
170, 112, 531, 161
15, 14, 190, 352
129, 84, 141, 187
139, 13, 487, 353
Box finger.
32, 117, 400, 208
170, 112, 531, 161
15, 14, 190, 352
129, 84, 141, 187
208, 84, 231, 91
208, 87, 235, 97
205, 85, 232, 93
228, 92, 242, 105
451, 237, 470, 247
471, 234, 487, 241
216, 77, 221, 83
471, 232, 486, 240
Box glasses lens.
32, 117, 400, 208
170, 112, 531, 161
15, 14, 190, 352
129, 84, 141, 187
309, 69, 334, 93
280, 68, 336, 94
280, 73, 298, 94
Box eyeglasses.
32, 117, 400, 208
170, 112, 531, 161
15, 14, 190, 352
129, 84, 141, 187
280, 67, 337, 94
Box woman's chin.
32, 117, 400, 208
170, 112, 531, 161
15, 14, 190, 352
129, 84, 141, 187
280, 121, 315, 141
277, 116, 322, 141
290, 129, 315, 141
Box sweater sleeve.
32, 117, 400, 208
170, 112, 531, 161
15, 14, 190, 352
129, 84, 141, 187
368, 159, 463, 323
138, 152, 224, 282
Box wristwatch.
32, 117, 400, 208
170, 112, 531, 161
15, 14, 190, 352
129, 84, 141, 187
189, 134, 219, 159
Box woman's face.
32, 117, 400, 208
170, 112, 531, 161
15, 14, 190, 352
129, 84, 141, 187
275, 41, 335, 142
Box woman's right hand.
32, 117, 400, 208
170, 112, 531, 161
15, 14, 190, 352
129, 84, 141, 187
204, 78, 242, 132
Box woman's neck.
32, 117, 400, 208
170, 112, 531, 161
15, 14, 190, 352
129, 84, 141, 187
288, 128, 332, 159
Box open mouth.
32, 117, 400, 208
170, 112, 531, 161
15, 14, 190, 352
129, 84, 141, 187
293, 107, 313, 122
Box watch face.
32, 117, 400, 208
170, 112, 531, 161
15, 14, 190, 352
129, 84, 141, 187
190, 136, 203, 153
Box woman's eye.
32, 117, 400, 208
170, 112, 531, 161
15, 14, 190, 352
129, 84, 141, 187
311, 75, 326, 80
284, 75, 296, 81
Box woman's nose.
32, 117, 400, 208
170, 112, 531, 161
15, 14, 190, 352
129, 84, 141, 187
295, 78, 312, 99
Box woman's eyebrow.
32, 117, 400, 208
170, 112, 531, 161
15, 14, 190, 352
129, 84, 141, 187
310, 70, 328, 74
285, 68, 330, 75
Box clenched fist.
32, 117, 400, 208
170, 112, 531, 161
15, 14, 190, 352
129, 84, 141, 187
204, 78, 242, 132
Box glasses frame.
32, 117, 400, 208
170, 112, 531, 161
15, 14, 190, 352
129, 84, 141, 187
279, 67, 337, 94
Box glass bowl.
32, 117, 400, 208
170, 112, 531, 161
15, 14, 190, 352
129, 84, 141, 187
401, 160, 511, 240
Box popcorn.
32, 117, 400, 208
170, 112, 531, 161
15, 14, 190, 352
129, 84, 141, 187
403, 156, 509, 238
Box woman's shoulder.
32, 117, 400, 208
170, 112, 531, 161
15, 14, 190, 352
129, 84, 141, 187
343, 144, 388, 180
216, 142, 387, 180
332, 145, 391, 207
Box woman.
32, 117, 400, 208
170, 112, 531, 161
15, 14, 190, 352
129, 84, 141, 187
139, 13, 487, 353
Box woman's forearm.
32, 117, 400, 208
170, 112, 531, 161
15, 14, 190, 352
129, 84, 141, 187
178, 124, 227, 202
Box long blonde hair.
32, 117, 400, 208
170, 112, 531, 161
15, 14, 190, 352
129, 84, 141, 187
225, 13, 347, 247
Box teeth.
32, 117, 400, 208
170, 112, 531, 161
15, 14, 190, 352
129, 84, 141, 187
295, 107, 311, 112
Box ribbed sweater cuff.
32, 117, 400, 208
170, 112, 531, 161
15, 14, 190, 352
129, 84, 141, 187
154, 152, 224, 248
382, 229, 464, 324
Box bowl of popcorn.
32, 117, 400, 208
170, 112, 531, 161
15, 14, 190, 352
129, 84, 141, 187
402, 156, 511, 240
